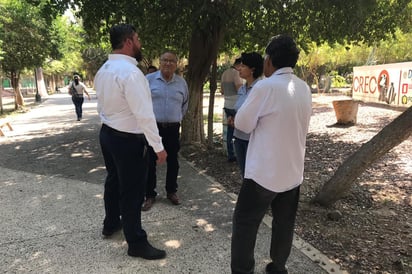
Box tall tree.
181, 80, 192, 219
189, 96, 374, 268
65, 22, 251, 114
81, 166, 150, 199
42, 13, 91, 90
0, 0, 51, 107
68, 0, 409, 144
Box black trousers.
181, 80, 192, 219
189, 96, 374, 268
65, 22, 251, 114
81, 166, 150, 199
146, 123, 180, 198
233, 137, 249, 178
99, 124, 148, 244
71, 96, 84, 119
231, 179, 300, 274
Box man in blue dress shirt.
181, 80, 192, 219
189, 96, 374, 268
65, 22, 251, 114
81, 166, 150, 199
142, 51, 189, 211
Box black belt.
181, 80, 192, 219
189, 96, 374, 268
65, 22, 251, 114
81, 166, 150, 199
101, 124, 145, 139
157, 122, 180, 128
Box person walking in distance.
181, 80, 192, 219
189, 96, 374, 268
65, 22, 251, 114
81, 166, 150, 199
142, 51, 189, 211
231, 35, 312, 274
68, 74, 91, 121
94, 24, 167, 260
221, 58, 243, 162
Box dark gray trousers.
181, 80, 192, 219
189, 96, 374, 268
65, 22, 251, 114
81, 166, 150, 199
231, 179, 300, 274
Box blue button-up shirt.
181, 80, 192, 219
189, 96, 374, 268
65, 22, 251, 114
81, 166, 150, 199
146, 71, 189, 123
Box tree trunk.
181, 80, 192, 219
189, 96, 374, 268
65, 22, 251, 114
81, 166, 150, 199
35, 67, 49, 98
11, 70, 24, 109
207, 59, 218, 146
181, 78, 205, 146
181, 15, 225, 145
314, 106, 412, 207
0, 79, 3, 114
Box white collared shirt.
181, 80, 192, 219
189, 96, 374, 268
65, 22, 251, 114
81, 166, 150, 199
94, 54, 164, 152
235, 67, 312, 192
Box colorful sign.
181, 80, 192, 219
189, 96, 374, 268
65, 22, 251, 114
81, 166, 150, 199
352, 62, 412, 107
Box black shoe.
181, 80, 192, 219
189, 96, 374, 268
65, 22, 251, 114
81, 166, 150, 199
265, 263, 288, 274
167, 193, 181, 205
142, 197, 155, 211
102, 223, 122, 237
128, 241, 166, 260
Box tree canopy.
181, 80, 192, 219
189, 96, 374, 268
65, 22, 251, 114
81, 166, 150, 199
5, 0, 410, 140
0, 0, 54, 106
66, 0, 409, 143
0, 0, 51, 72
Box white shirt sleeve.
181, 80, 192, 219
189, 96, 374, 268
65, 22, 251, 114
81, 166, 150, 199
235, 83, 267, 134
125, 71, 164, 152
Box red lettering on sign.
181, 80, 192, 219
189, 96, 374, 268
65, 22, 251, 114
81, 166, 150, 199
353, 76, 362, 92
353, 75, 378, 94
369, 76, 377, 94
402, 83, 408, 94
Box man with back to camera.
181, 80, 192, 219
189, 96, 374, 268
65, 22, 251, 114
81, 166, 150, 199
231, 34, 312, 274
221, 58, 243, 162
142, 50, 189, 211
94, 24, 167, 260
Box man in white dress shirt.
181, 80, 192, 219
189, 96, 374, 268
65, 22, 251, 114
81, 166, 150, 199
231, 35, 312, 274
94, 24, 167, 260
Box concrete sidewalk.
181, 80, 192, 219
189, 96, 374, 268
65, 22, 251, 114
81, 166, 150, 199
0, 94, 345, 273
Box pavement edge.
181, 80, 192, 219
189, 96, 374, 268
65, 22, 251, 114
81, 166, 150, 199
182, 157, 349, 274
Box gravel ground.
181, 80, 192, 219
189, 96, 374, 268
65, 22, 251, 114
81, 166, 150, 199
181, 94, 411, 274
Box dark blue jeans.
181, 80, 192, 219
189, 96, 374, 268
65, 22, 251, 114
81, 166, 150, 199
227, 125, 235, 160
99, 125, 148, 244
146, 123, 180, 198
231, 179, 300, 274
71, 96, 84, 119
234, 137, 249, 177
224, 108, 236, 160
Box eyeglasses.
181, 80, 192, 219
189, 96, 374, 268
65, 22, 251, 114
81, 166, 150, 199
160, 59, 177, 64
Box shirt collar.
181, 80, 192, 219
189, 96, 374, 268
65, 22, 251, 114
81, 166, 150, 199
272, 67, 294, 76
244, 78, 260, 90
156, 70, 176, 83
108, 54, 138, 66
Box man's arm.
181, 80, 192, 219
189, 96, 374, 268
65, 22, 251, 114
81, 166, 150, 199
235, 85, 266, 134
233, 70, 243, 91
220, 71, 226, 95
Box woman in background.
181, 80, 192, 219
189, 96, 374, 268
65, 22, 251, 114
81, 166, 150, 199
230, 52, 263, 177
68, 74, 91, 121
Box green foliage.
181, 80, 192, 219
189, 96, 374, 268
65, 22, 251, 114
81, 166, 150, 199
329, 71, 349, 88
33, 0, 412, 70
24, 0, 70, 24
0, 39, 3, 61
42, 12, 94, 78
0, 11, 3, 61
374, 29, 412, 63
297, 28, 412, 88
20, 0, 412, 143
0, 0, 51, 73
81, 47, 108, 78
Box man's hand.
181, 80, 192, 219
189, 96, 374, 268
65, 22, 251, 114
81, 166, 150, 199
227, 116, 235, 127
156, 150, 167, 164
